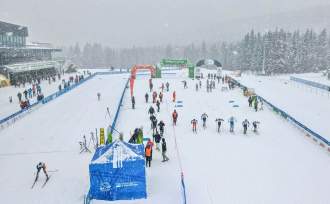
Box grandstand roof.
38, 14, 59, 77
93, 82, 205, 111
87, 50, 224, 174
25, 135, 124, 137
0, 21, 28, 37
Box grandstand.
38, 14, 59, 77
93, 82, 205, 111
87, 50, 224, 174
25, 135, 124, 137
0, 21, 62, 86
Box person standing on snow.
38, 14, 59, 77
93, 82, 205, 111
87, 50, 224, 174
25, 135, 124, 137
172, 110, 178, 126
17, 92, 22, 102
149, 78, 153, 92
148, 106, 155, 115
252, 121, 260, 132
248, 96, 253, 107
199, 80, 202, 88
145, 93, 149, 103
131, 96, 135, 109
161, 138, 169, 162
195, 83, 199, 91
242, 119, 250, 134
145, 144, 153, 167
191, 119, 198, 133
201, 113, 208, 128
166, 82, 170, 92
158, 120, 165, 136
228, 116, 237, 132
172, 91, 176, 102
215, 118, 224, 132
156, 100, 160, 112
97, 92, 101, 101
254, 99, 259, 112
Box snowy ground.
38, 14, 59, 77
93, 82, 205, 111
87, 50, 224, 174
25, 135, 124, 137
233, 73, 330, 141
0, 70, 329, 204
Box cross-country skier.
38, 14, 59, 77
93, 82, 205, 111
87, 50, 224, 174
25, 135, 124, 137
151, 117, 158, 134
161, 138, 170, 162
228, 116, 237, 132
215, 118, 224, 132
166, 82, 170, 92
156, 100, 160, 112
145, 93, 149, 103
161, 83, 164, 92
182, 80, 187, 89
252, 121, 260, 132
150, 114, 156, 129
36, 162, 49, 180
149, 79, 153, 92
199, 80, 202, 88
196, 83, 199, 91
158, 120, 165, 136
159, 92, 163, 102
172, 109, 178, 126
191, 119, 198, 133
97, 92, 101, 101
242, 119, 250, 134
201, 113, 208, 128
172, 91, 176, 102
148, 106, 155, 115
131, 96, 135, 109
154, 131, 161, 151
152, 91, 157, 103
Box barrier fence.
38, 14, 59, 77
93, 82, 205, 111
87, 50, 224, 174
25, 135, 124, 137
109, 78, 129, 140
229, 77, 330, 149
290, 76, 330, 92
0, 71, 128, 129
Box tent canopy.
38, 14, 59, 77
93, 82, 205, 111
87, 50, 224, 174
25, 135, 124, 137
89, 140, 147, 202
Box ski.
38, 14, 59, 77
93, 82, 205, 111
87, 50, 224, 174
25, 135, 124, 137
41, 176, 51, 188
31, 178, 38, 189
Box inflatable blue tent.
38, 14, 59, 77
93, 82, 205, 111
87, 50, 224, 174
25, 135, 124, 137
88, 140, 147, 201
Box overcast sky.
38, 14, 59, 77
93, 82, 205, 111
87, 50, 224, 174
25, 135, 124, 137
0, 0, 329, 47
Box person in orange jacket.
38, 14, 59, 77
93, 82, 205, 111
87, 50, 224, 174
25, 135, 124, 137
172, 109, 178, 126
172, 91, 176, 102
145, 144, 153, 167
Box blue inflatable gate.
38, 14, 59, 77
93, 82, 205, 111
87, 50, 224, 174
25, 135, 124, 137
88, 140, 147, 202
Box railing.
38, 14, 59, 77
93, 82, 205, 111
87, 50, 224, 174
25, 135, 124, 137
290, 76, 330, 92
229, 77, 330, 148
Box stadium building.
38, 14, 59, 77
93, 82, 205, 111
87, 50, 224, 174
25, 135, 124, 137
0, 20, 63, 86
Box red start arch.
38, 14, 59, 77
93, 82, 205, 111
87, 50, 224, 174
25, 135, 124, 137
130, 64, 156, 96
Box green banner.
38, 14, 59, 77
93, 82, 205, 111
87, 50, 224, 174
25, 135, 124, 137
161, 59, 188, 65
